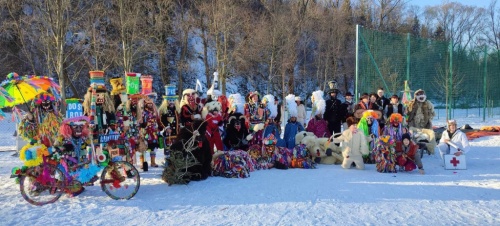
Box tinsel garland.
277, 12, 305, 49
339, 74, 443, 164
19, 143, 49, 167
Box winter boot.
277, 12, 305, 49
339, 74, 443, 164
140, 154, 148, 171
150, 156, 158, 167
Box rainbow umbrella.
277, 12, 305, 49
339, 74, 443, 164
0, 72, 60, 108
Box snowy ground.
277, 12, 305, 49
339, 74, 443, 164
0, 109, 499, 225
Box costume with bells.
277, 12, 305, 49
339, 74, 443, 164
407, 89, 435, 129
18, 93, 63, 147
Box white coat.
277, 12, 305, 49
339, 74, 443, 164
438, 129, 470, 154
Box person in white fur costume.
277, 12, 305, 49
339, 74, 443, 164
283, 94, 305, 149
333, 116, 369, 169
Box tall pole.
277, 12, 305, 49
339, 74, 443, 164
355, 25, 359, 100
406, 33, 410, 82
483, 46, 487, 122
448, 41, 453, 120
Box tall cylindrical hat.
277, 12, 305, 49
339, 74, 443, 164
140, 75, 153, 95
126, 72, 140, 94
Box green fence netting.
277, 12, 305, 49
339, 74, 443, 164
356, 25, 500, 120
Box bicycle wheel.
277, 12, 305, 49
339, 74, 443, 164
19, 165, 65, 206
100, 161, 140, 200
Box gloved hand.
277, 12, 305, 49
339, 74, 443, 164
246, 134, 254, 141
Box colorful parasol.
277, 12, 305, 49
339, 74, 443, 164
0, 73, 60, 108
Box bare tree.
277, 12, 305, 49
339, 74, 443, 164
424, 2, 485, 50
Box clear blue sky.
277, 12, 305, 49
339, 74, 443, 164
409, 0, 491, 8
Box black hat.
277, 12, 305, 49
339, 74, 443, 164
328, 89, 339, 94
402, 133, 411, 141
345, 92, 353, 97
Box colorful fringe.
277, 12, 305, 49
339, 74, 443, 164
19, 143, 49, 167
212, 150, 255, 178
37, 112, 62, 145
18, 119, 37, 141
374, 144, 397, 173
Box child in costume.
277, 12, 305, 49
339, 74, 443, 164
18, 93, 63, 147
283, 94, 304, 149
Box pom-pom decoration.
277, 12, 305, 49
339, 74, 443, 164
19, 143, 49, 167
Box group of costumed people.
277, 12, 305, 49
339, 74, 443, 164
17, 71, 455, 191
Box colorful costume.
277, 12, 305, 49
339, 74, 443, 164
18, 93, 63, 147
373, 135, 397, 173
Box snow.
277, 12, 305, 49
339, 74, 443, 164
0, 109, 499, 225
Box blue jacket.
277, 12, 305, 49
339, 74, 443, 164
284, 121, 305, 149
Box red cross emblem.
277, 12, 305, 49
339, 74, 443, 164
450, 157, 460, 167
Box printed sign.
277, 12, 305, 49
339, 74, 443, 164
66, 99, 83, 118
444, 154, 467, 170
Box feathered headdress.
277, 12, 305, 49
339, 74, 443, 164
228, 93, 245, 114
285, 94, 298, 118
312, 90, 325, 116
262, 94, 277, 118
